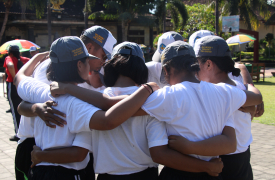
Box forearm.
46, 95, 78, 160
151, 145, 211, 173
243, 84, 262, 107
239, 65, 253, 84
17, 101, 37, 117
14, 52, 48, 88
36, 147, 88, 164
64, 84, 125, 111
186, 135, 236, 156
90, 86, 151, 130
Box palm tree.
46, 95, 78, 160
90, 0, 155, 42
0, 0, 47, 44
154, 0, 188, 33
0, 0, 14, 43
208, 0, 270, 31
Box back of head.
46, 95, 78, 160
8, 45, 20, 59
46, 36, 99, 83
189, 30, 214, 48
80, 25, 117, 60
152, 31, 183, 62
104, 42, 148, 87
194, 36, 240, 76
159, 41, 200, 83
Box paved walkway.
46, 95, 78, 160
0, 75, 274, 179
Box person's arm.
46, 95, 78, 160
150, 145, 223, 177
7, 63, 16, 80
31, 146, 88, 168
242, 84, 262, 107
18, 101, 67, 128
88, 83, 158, 130
168, 126, 236, 156
238, 105, 256, 120
50, 82, 126, 111
236, 63, 253, 85
14, 52, 49, 88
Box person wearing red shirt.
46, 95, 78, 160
3, 45, 29, 141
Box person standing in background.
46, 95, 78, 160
29, 46, 39, 57
3, 45, 29, 141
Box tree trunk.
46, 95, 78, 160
163, 1, 166, 33
47, 0, 52, 47
121, 20, 126, 42
215, 0, 219, 35
84, 0, 88, 29
0, 1, 13, 44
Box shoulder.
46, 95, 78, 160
5, 56, 13, 64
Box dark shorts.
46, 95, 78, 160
97, 167, 158, 180
15, 137, 36, 180
28, 165, 87, 180
84, 153, 95, 180
220, 146, 253, 180
158, 166, 222, 180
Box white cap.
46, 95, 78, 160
189, 30, 214, 48
152, 31, 183, 62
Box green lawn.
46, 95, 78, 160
253, 77, 275, 125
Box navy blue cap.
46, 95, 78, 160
111, 42, 145, 62
8, 45, 19, 52
50, 36, 99, 63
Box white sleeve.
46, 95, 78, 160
66, 97, 101, 133
72, 131, 93, 152
146, 117, 168, 148
17, 76, 51, 103
224, 115, 235, 129
142, 86, 178, 123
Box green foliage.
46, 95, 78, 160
176, 3, 215, 39
260, 39, 268, 49
89, 11, 119, 21
153, 33, 163, 46
265, 33, 274, 42
234, 51, 254, 59
27, 0, 47, 19
155, 0, 188, 32
264, 47, 275, 57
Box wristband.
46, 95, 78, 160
145, 83, 154, 94
142, 84, 151, 94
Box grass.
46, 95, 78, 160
253, 77, 275, 125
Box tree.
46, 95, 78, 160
154, 0, 188, 33
208, 0, 270, 31
90, 0, 155, 42
0, 0, 46, 44
177, 3, 215, 39
83, 0, 96, 30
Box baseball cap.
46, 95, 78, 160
50, 36, 99, 63
152, 31, 184, 62
189, 30, 214, 48
194, 36, 231, 58
82, 26, 117, 60
29, 46, 37, 52
111, 42, 145, 62
160, 41, 196, 84
8, 45, 19, 52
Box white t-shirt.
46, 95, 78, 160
228, 73, 244, 84
91, 86, 168, 175
146, 62, 167, 88
78, 82, 105, 92
142, 81, 247, 161
17, 76, 100, 170
230, 80, 253, 154
17, 59, 51, 144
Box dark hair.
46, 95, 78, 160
197, 56, 240, 77
9, 50, 23, 70
103, 49, 148, 87
80, 35, 101, 50
46, 57, 87, 83
163, 55, 200, 75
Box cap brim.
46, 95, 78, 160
103, 48, 111, 60
88, 54, 100, 59
152, 51, 161, 62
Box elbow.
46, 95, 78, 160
75, 149, 89, 162
227, 139, 237, 154
14, 74, 18, 87
17, 102, 23, 115
104, 121, 117, 130
150, 146, 166, 164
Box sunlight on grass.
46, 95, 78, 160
253, 77, 275, 125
